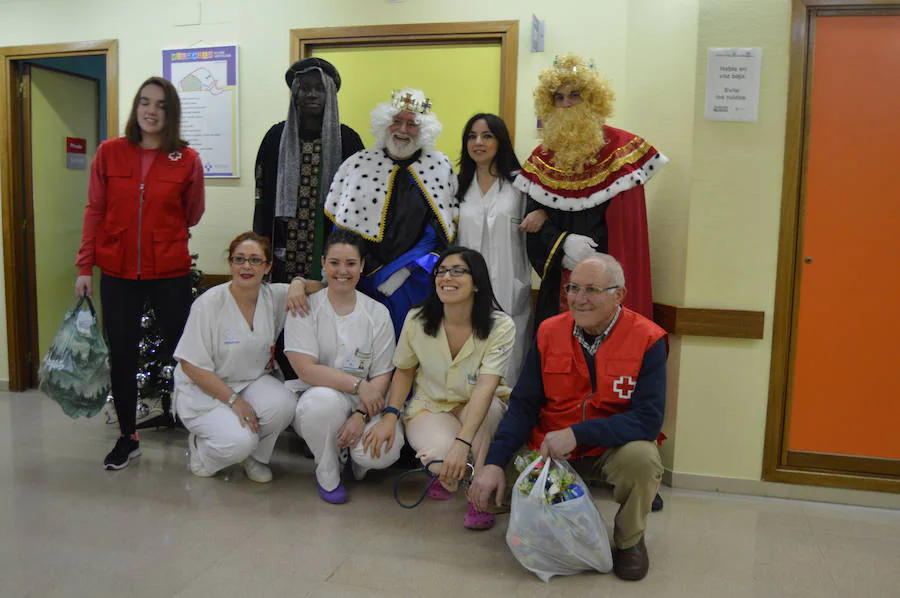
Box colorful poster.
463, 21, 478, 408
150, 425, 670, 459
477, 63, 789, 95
162, 45, 239, 178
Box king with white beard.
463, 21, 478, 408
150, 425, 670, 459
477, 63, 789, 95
324, 89, 458, 337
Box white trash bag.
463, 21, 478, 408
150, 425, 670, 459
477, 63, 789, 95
506, 455, 613, 582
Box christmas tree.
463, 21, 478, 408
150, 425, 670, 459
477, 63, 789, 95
104, 254, 204, 428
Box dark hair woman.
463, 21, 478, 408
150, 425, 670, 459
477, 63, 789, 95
456, 114, 534, 386
285, 229, 401, 504
75, 76, 205, 470
363, 246, 515, 530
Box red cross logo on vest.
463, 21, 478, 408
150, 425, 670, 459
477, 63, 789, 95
613, 376, 636, 400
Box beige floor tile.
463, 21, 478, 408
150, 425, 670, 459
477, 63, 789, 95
2, 390, 897, 598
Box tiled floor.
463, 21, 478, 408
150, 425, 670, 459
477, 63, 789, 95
2, 390, 899, 598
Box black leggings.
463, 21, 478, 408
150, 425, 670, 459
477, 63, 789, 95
100, 274, 193, 436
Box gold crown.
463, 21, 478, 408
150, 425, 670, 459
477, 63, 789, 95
391, 90, 432, 114
552, 55, 596, 73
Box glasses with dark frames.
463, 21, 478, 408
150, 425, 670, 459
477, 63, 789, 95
435, 266, 471, 278
230, 256, 267, 266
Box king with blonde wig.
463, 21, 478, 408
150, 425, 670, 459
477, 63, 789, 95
515, 53, 668, 328
534, 54, 615, 125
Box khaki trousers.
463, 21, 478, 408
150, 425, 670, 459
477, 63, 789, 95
572, 440, 663, 550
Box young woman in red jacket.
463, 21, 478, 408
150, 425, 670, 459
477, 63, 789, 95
74, 76, 205, 470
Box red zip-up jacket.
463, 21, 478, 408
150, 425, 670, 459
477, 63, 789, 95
76, 137, 205, 279
529, 308, 666, 459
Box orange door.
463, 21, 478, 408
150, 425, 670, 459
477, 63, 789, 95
787, 15, 900, 459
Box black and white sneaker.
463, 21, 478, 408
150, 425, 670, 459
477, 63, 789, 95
104, 436, 141, 470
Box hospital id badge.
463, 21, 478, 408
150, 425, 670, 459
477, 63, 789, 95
340, 348, 371, 377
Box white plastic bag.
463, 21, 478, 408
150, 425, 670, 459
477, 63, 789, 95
506, 456, 613, 582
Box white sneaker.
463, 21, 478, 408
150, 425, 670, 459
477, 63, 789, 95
350, 459, 368, 481
188, 434, 215, 478
241, 456, 272, 483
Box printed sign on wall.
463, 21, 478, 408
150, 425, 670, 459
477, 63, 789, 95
704, 48, 763, 122
66, 137, 87, 169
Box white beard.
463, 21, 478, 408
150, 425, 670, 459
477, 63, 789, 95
385, 135, 420, 160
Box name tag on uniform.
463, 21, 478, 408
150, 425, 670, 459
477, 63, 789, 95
341, 348, 371, 376
223, 329, 240, 345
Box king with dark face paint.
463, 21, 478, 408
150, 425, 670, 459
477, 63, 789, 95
252, 57, 364, 285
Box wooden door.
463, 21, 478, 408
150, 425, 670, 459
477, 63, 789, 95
766, 4, 900, 491
27, 65, 101, 364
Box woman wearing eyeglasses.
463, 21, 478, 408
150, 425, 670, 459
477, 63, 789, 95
363, 246, 514, 529
172, 231, 305, 482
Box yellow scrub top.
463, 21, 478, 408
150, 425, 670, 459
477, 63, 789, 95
393, 307, 515, 420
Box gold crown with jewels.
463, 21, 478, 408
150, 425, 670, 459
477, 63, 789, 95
391, 89, 432, 115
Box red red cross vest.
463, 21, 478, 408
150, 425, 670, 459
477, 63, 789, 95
93, 137, 197, 279
529, 307, 667, 459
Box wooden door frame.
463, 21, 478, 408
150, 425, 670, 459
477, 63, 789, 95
289, 21, 518, 140
0, 39, 118, 391
763, 1, 900, 492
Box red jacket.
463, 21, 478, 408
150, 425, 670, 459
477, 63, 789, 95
76, 137, 204, 279
529, 308, 666, 459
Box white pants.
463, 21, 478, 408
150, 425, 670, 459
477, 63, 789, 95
294, 386, 404, 491
405, 396, 506, 480
180, 375, 297, 474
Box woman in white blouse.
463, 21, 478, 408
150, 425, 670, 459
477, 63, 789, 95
173, 232, 304, 482
285, 229, 402, 504
456, 114, 538, 385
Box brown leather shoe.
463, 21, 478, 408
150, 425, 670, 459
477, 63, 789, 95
613, 536, 649, 581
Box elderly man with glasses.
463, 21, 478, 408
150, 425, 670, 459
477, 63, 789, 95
469, 253, 667, 582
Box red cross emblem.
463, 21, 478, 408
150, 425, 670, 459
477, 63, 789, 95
613, 376, 636, 400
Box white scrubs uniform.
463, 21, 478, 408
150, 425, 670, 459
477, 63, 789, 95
457, 179, 533, 385
173, 283, 297, 474
285, 290, 402, 491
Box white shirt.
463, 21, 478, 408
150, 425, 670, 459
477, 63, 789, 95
173, 282, 288, 418
283, 290, 395, 393
457, 178, 532, 383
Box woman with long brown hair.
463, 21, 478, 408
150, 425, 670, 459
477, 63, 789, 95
75, 76, 205, 470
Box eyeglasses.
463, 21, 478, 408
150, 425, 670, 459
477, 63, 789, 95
435, 266, 471, 278
230, 256, 267, 266
563, 283, 619, 297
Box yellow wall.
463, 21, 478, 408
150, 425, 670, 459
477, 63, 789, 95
314, 44, 500, 162
0, 0, 792, 484
673, 0, 790, 480
31, 67, 100, 360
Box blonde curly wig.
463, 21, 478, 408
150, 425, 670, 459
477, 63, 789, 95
534, 54, 615, 123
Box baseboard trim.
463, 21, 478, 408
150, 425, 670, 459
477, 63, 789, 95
0, 380, 9, 391
663, 470, 899, 510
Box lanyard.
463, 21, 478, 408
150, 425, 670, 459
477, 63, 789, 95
392, 459, 475, 509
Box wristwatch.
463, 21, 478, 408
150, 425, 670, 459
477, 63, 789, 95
226, 392, 239, 407
355, 408, 370, 423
